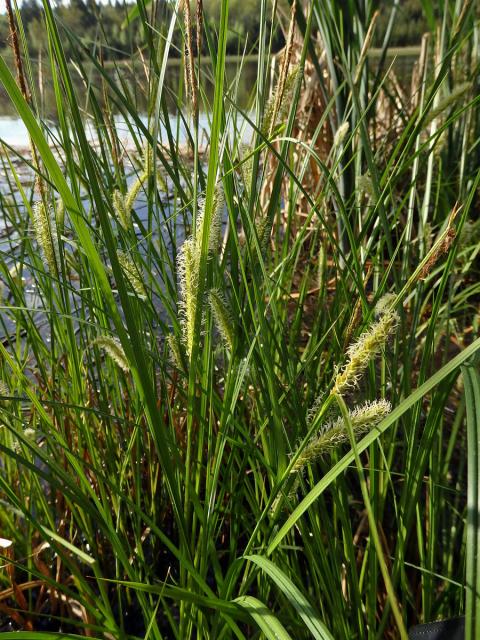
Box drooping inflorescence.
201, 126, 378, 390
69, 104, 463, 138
32, 201, 59, 276
291, 399, 391, 475
209, 288, 234, 351
117, 251, 146, 298
333, 296, 399, 396
262, 65, 301, 139
93, 336, 129, 373
112, 145, 166, 230
177, 185, 224, 357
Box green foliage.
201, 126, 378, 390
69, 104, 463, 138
374, 0, 429, 46
0, 0, 284, 61
0, 0, 453, 63
0, 0, 478, 638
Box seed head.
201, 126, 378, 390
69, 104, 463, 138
333, 298, 399, 395
125, 171, 148, 215
32, 201, 59, 276
178, 185, 224, 356
195, 185, 224, 257
239, 143, 254, 192
178, 239, 197, 357
94, 336, 129, 373
291, 399, 391, 474
209, 288, 234, 351
167, 334, 184, 371
117, 251, 146, 298
112, 190, 130, 230
262, 65, 300, 137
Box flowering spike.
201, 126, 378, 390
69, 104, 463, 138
291, 399, 391, 475
333, 297, 399, 396
94, 336, 129, 373
177, 184, 224, 356
117, 251, 146, 298
209, 289, 234, 351
32, 201, 59, 276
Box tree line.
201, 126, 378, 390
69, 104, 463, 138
0, 0, 429, 63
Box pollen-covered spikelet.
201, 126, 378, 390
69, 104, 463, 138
261, 64, 300, 138
117, 251, 146, 298
167, 334, 184, 370
374, 293, 396, 317
178, 238, 198, 357
94, 336, 129, 373
209, 289, 234, 351
195, 186, 224, 257
0, 381, 10, 407
32, 201, 59, 276
291, 399, 391, 474
333, 297, 398, 396
113, 190, 130, 230
178, 185, 224, 356
332, 121, 350, 150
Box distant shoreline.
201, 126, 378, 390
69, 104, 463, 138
102, 46, 421, 67
1, 47, 421, 70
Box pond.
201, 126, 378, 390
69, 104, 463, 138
0, 56, 259, 149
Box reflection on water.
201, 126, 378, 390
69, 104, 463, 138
0, 111, 254, 149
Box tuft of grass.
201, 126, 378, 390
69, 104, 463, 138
0, 0, 478, 638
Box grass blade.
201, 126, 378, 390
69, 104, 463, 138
463, 360, 480, 640
234, 595, 293, 640
245, 554, 335, 640
269, 336, 480, 555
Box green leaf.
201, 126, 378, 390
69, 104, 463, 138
245, 555, 335, 640
268, 335, 480, 554
234, 595, 294, 639
41, 526, 95, 566
462, 360, 480, 640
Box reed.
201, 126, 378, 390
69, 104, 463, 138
0, 1, 478, 638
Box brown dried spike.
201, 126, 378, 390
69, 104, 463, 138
5, 0, 28, 101
5, 0, 46, 199
419, 227, 456, 280
183, 0, 197, 116
268, 0, 296, 137
196, 0, 203, 61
